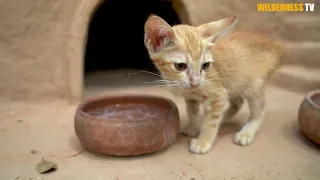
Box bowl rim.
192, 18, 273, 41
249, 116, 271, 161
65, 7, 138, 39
76, 93, 179, 123
306, 89, 320, 111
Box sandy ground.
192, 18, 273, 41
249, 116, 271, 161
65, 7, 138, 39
0, 66, 319, 180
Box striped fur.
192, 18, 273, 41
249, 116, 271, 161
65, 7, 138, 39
144, 15, 286, 154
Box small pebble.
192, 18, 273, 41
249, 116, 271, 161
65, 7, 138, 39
30, 149, 38, 154
190, 178, 196, 180
15, 177, 19, 179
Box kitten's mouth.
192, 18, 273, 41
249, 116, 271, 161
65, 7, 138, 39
188, 84, 200, 90
184, 87, 198, 91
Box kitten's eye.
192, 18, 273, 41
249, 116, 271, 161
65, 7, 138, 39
201, 62, 211, 70
174, 63, 187, 71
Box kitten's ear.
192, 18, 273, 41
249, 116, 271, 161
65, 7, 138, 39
197, 16, 238, 44
144, 15, 176, 54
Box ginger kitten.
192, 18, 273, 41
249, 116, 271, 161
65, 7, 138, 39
143, 15, 286, 154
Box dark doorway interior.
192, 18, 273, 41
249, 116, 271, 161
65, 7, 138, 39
84, 0, 181, 73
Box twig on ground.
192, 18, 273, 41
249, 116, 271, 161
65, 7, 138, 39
67, 149, 85, 158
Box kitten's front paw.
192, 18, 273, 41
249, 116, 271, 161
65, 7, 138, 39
189, 138, 212, 154
234, 130, 255, 146
182, 124, 199, 137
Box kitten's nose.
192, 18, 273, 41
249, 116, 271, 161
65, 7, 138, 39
190, 82, 200, 88
189, 75, 200, 88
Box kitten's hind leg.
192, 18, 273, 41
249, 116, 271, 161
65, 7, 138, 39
182, 99, 200, 137
234, 91, 265, 146
222, 96, 244, 123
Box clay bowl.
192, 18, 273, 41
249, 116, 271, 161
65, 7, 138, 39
74, 94, 180, 156
298, 90, 320, 145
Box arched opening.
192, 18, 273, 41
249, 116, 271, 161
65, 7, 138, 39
84, 0, 180, 96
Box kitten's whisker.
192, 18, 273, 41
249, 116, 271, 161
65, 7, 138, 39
162, 79, 185, 87
150, 85, 177, 90
136, 81, 168, 84
205, 73, 219, 79
126, 70, 174, 84
154, 79, 170, 82
128, 70, 162, 78
149, 83, 180, 88
126, 70, 185, 90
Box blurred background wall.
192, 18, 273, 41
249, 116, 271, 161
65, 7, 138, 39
0, 0, 318, 102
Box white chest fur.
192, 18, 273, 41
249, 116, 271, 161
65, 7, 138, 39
177, 89, 205, 101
